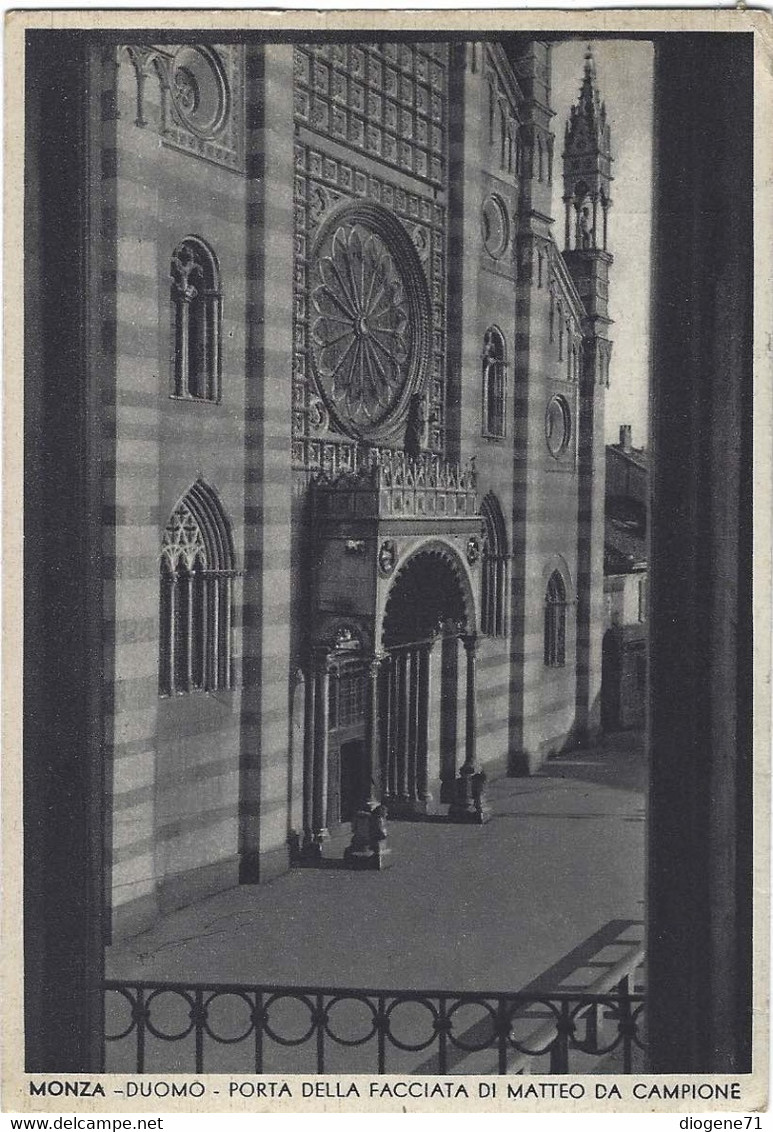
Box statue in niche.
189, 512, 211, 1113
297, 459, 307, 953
579, 204, 592, 249
404, 393, 430, 457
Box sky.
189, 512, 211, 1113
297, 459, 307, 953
550, 40, 654, 449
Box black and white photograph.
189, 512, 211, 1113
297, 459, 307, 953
4, 4, 769, 1116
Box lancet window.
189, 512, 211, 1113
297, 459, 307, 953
159, 481, 236, 696
481, 492, 509, 638
482, 326, 507, 439
170, 237, 222, 402
544, 570, 568, 668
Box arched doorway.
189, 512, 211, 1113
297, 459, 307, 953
380, 544, 475, 815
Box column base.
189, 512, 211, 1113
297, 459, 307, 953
383, 796, 431, 819
291, 832, 328, 865
343, 844, 393, 870
447, 767, 491, 824
344, 805, 392, 869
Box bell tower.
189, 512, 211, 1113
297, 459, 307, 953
562, 44, 613, 332
562, 45, 613, 747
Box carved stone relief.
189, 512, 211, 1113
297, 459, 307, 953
294, 42, 447, 188
119, 44, 244, 172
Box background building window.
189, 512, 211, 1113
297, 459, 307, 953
159, 480, 236, 695
482, 326, 507, 438
481, 491, 509, 638
544, 570, 567, 667
170, 237, 222, 401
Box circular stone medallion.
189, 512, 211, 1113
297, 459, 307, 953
545, 394, 572, 458
481, 194, 510, 260
169, 47, 229, 139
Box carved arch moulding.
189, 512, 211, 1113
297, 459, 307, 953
117, 44, 244, 172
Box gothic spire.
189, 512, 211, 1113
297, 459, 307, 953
567, 43, 611, 157
562, 42, 613, 255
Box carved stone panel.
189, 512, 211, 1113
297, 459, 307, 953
294, 42, 447, 188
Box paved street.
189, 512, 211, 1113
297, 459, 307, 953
107, 730, 645, 996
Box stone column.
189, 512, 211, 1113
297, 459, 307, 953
312, 648, 331, 849
386, 653, 398, 800
210, 574, 220, 688
462, 634, 477, 772
184, 569, 194, 692
448, 634, 489, 823
398, 650, 410, 801
365, 655, 382, 808
175, 295, 190, 396
345, 655, 391, 870
407, 647, 419, 800
167, 571, 178, 694
416, 644, 432, 807
223, 574, 232, 688
301, 659, 316, 853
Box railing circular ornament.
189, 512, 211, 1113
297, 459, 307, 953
309, 203, 431, 443
143, 988, 198, 1042
322, 994, 379, 1047
261, 992, 318, 1047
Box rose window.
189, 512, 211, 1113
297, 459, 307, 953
310, 219, 421, 437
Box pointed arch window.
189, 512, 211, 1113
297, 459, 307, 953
159, 481, 236, 696
481, 492, 509, 638
482, 326, 507, 439
544, 570, 567, 668
171, 237, 222, 402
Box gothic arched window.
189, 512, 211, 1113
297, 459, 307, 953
482, 326, 507, 439
481, 492, 509, 638
170, 237, 222, 402
544, 570, 567, 668
159, 480, 236, 696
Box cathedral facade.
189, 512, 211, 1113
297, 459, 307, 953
97, 37, 613, 937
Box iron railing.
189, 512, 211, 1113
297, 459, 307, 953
104, 976, 646, 1075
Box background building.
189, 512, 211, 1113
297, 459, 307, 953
603, 423, 647, 730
